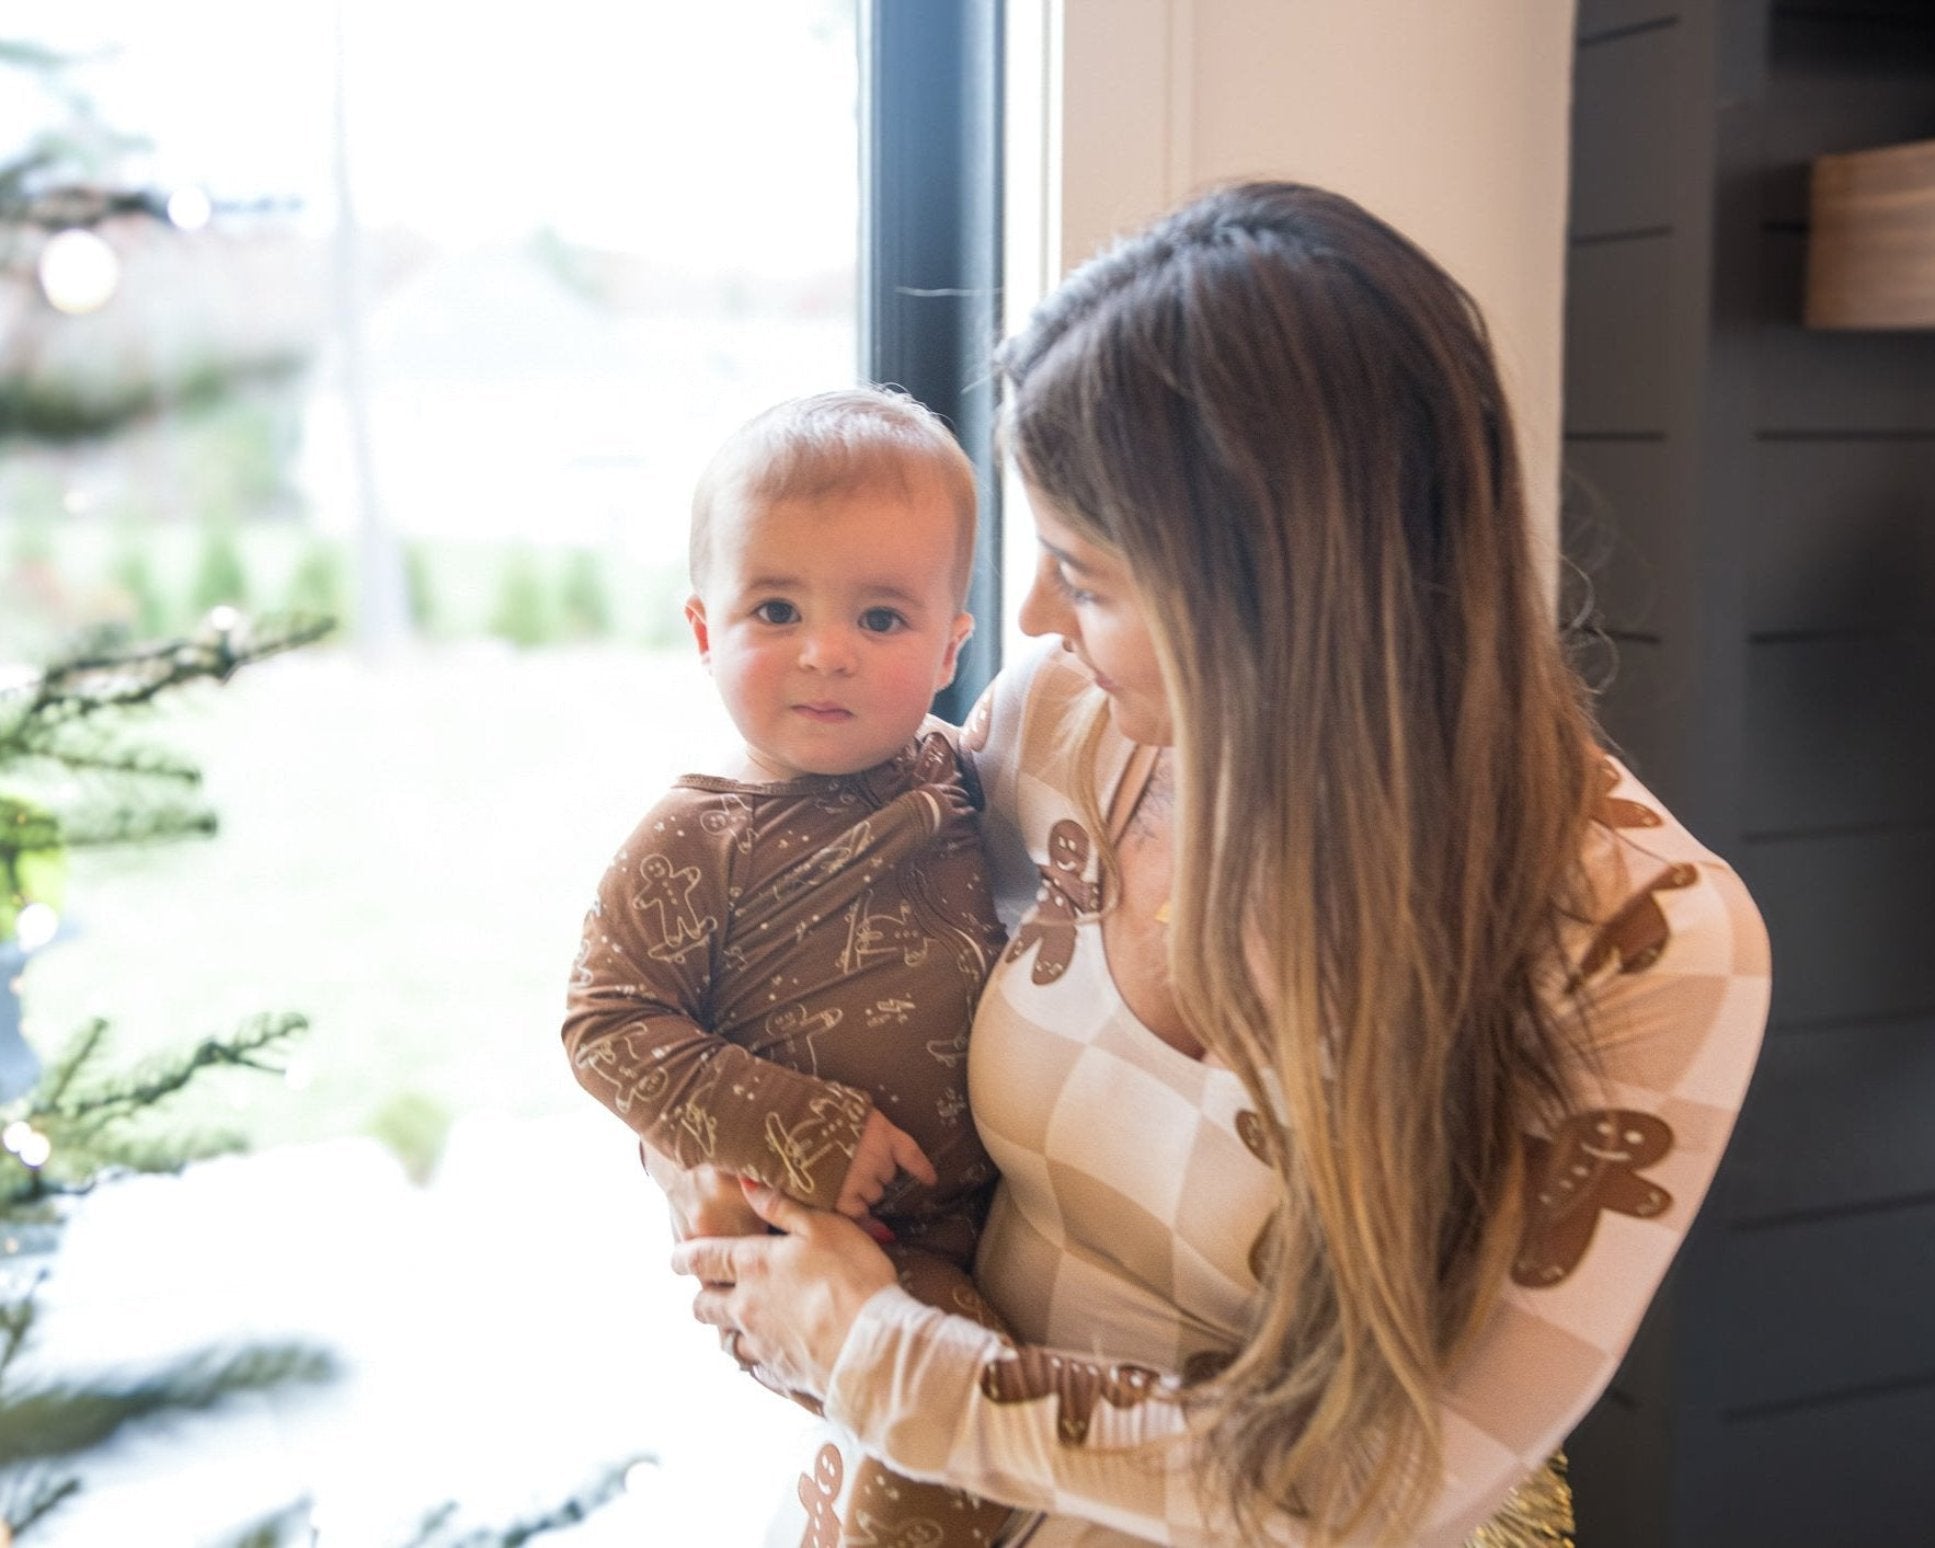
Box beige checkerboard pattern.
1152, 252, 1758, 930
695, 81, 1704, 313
826, 644, 1770, 1546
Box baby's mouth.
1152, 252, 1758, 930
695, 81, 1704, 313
794, 703, 854, 722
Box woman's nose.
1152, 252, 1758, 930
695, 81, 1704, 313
1017, 557, 1067, 640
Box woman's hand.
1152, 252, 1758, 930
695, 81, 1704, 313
638, 1139, 766, 1241
670, 1180, 898, 1403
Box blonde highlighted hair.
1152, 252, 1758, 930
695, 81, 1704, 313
998, 183, 1598, 1544
690, 386, 978, 603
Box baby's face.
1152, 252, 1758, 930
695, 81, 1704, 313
686, 477, 972, 780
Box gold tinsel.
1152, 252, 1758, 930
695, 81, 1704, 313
1463, 1452, 1575, 1548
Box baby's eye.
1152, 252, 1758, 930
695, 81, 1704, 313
752, 600, 799, 625
858, 607, 907, 634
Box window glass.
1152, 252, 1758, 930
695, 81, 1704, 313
2, 4, 857, 1539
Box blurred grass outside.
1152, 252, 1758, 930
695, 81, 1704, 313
2, 514, 693, 657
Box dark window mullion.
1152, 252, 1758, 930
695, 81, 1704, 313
860, 0, 1004, 719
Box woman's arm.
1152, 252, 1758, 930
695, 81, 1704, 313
675, 1184, 1226, 1544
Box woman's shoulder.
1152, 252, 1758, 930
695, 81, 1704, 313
1561, 752, 1770, 1111
963, 639, 1107, 783
1579, 754, 1762, 928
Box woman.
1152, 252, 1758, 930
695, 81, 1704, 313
666, 182, 1769, 1546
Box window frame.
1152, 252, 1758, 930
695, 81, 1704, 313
859, 0, 1005, 720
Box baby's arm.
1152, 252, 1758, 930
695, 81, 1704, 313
563, 807, 882, 1213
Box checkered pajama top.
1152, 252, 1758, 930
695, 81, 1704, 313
821, 643, 1771, 1546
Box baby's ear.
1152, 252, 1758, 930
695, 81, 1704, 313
684, 595, 711, 663
936, 611, 974, 689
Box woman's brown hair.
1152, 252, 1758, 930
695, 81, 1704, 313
998, 182, 1598, 1544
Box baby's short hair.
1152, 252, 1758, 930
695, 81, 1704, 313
690, 387, 979, 605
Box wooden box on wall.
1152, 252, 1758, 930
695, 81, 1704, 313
1807, 138, 1935, 328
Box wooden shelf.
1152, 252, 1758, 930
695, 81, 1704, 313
1806, 138, 1935, 330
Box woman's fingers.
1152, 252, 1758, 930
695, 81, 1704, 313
688, 1280, 736, 1332
669, 1233, 747, 1287
671, 1187, 897, 1404
739, 1177, 822, 1235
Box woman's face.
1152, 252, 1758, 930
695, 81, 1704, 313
1017, 483, 1174, 746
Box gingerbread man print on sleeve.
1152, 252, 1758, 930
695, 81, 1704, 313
1513, 1108, 1675, 1287
798, 1443, 844, 1548
978, 1345, 1181, 1445
632, 852, 718, 966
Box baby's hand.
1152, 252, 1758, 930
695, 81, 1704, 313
835, 1109, 938, 1221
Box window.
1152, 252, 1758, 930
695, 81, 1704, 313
0, 4, 1016, 1541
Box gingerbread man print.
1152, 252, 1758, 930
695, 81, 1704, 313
841, 889, 933, 973
979, 1346, 1176, 1445
1513, 1108, 1675, 1286
569, 1027, 670, 1118
699, 791, 756, 853
631, 853, 716, 965
798, 1442, 844, 1548
1580, 863, 1700, 979
774, 818, 876, 903
1004, 819, 1101, 985
1591, 759, 1663, 832
763, 1088, 870, 1198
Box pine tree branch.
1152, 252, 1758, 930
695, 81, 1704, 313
34, 1014, 306, 1125
4, 1469, 81, 1539
213, 1498, 315, 1548
397, 1459, 648, 1548
0, 1343, 338, 1463
0, 41, 76, 72
0, 614, 332, 761
3, 1015, 304, 1217
7, 735, 203, 785
0, 1285, 44, 1384
399, 1502, 462, 1547
49, 799, 218, 850
30, 1020, 108, 1113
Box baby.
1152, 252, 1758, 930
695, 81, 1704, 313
562, 388, 1014, 1548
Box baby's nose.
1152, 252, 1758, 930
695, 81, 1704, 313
799, 625, 857, 673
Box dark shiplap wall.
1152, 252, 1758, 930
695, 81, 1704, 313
1562, 3, 1935, 1543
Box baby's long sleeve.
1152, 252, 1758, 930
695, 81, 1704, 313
561, 799, 872, 1212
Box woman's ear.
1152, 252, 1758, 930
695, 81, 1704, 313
684, 595, 711, 663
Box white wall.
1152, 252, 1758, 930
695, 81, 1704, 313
1004, 0, 1577, 600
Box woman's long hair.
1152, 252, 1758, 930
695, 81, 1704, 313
998, 183, 1599, 1544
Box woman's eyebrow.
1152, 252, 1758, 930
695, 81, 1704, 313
1039, 540, 1095, 574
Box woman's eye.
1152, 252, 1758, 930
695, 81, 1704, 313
1053, 568, 1098, 606
859, 607, 906, 634
753, 600, 799, 625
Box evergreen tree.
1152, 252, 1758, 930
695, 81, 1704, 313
0, 612, 336, 1541
3, 35, 643, 1544
0, 616, 646, 1544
